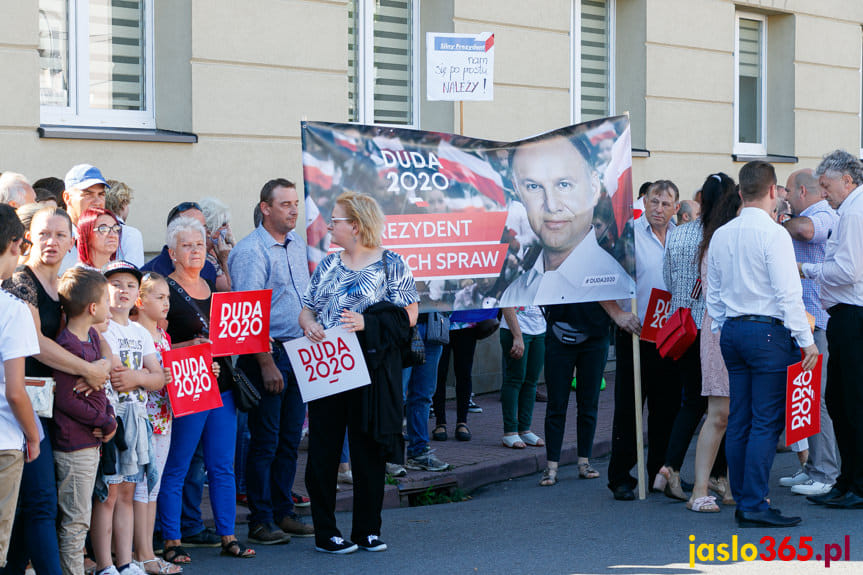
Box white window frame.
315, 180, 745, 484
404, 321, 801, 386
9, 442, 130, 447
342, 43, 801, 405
40, 0, 155, 129
859, 27, 862, 159
571, 0, 616, 123
734, 12, 767, 156
352, 0, 420, 128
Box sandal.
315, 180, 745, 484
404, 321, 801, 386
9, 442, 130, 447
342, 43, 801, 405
455, 423, 471, 442
687, 495, 720, 513
708, 476, 735, 505
663, 469, 688, 501
220, 539, 256, 559
502, 435, 526, 449
519, 431, 544, 446
539, 468, 558, 487
140, 557, 183, 574
577, 461, 600, 479
163, 546, 191, 565
432, 425, 447, 441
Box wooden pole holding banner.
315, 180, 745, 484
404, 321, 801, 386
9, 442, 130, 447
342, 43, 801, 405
631, 297, 647, 500
459, 101, 464, 136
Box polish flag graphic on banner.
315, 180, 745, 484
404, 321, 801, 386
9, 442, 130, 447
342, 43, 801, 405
602, 125, 633, 236
437, 139, 506, 206
302, 152, 334, 189
333, 130, 360, 152
305, 194, 329, 273
371, 135, 404, 177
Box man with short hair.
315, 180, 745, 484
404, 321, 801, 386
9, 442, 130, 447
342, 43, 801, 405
59, 164, 108, 273
603, 180, 681, 501
707, 161, 818, 527
229, 179, 314, 543
500, 134, 635, 306
802, 150, 863, 509
0, 173, 35, 208
676, 199, 700, 224
141, 202, 219, 286
778, 168, 840, 497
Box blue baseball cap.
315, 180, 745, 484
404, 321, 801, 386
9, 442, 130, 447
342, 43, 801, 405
64, 164, 108, 192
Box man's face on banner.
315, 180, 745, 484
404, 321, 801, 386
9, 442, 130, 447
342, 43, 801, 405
512, 136, 599, 256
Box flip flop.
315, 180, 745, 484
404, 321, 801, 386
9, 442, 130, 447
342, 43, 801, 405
687, 495, 720, 512
519, 431, 544, 446
502, 435, 526, 449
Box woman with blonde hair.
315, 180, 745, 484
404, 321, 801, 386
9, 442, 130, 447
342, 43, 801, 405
300, 191, 418, 554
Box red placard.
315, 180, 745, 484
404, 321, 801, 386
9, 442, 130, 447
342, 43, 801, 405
640, 288, 672, 343
209, 290, 272, 357
163, 343, 223, 418
786, 355, 822, 446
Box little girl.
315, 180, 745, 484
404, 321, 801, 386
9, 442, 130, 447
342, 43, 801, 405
131, 272, 181, 575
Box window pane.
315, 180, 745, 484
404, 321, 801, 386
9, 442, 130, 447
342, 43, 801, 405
373, 0, 412, 125
89, 0, 146, 111
580, 0, 610, 121
39, 0, 70, 107
738, 18, 762, 145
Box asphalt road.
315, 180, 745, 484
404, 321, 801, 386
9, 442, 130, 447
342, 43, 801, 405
184, 450, 862, 575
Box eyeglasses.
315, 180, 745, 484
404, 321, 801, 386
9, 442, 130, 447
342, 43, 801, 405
329, 217, 352, 226
94, 224, 122, 236
15, 237, 32, 255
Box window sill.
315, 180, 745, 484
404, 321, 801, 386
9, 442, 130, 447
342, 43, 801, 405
632, 148, 650, 158
38, 125, 197, 144
731, 153, 797, 164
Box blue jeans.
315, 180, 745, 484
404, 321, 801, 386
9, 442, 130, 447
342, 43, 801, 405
235, 410, 252, 495
1, 429, 62, 575
158, 391, 238, 539
179, 442, 206, 538
402, 323, 444, 458
721, 319, 798, 512
239, 347, 305, 525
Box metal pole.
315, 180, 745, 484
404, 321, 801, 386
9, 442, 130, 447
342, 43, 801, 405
631, 297, 646, 500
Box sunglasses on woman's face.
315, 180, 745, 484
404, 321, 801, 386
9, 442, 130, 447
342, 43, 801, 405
17, 237, 32, 255
94, 224, 122, 236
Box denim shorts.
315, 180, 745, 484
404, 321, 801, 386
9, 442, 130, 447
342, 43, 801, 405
103, 469, 144, 485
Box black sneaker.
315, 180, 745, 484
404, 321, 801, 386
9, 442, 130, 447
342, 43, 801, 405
181, 527, 221, 547
355, 534, 387, 552
468, 396, 482, 413
315, 536, 358, 554
248, 522, 291, 545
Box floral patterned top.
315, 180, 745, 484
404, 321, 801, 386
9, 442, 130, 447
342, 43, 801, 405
303, 250, 418, 329
146, 327, 172, 435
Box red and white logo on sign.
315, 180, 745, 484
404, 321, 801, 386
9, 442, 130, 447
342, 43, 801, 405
163, 344, 223, 418
640, 288, 672, 343
284, 327, 372, 403
210, 290, 271, 357
786, 355, 822, 446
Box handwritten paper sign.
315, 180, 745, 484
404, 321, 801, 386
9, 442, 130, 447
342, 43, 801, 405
785, 355, 822, 446
209, 290, 271, 357
163, 343, 223, 417
283, 326, 371, 403
640, 288, 672, 343
426, 32, 494, 101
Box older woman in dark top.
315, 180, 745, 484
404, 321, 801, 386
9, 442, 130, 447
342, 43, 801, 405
156, 217, 254, 564
2, 207, 111, 575
300, 192, 418, 554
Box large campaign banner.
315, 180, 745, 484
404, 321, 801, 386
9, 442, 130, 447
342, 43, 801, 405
301, 117, 636, 312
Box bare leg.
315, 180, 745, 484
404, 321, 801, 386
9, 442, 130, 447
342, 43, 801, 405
691, 396, 729, 500
112, 482, 136, 567
91, 484, 119, 570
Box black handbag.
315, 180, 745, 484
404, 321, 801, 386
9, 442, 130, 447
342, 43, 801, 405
381, 250, 424, 367
167, 277, 260, 411
226, 361, 261, 412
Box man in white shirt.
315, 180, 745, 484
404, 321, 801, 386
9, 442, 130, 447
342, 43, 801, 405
602, 181, 680, 501
801, 150, 863, 509
707, 161, 818, 527
499, 135, 635, 307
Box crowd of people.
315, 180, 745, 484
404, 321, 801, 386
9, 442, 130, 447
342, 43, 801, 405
0, 147, 862, 574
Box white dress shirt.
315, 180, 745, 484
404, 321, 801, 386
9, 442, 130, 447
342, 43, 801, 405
802, 185, 863, 309
707, 206, 813, 348
620, 216, 673, 324
500, 227, 635, 307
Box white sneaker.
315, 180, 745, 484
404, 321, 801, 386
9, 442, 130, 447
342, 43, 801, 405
96, 567, 120, 575
779, 469, 809, 487
791, 480, 833, 496
119, 564, 146, 575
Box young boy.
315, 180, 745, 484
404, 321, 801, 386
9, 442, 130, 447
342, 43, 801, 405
54, 267, 118, 575
93, 261, 166, 575
0, 203, 41, 567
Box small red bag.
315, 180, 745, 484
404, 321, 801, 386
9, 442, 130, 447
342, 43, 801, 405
655, 307, 697, 360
